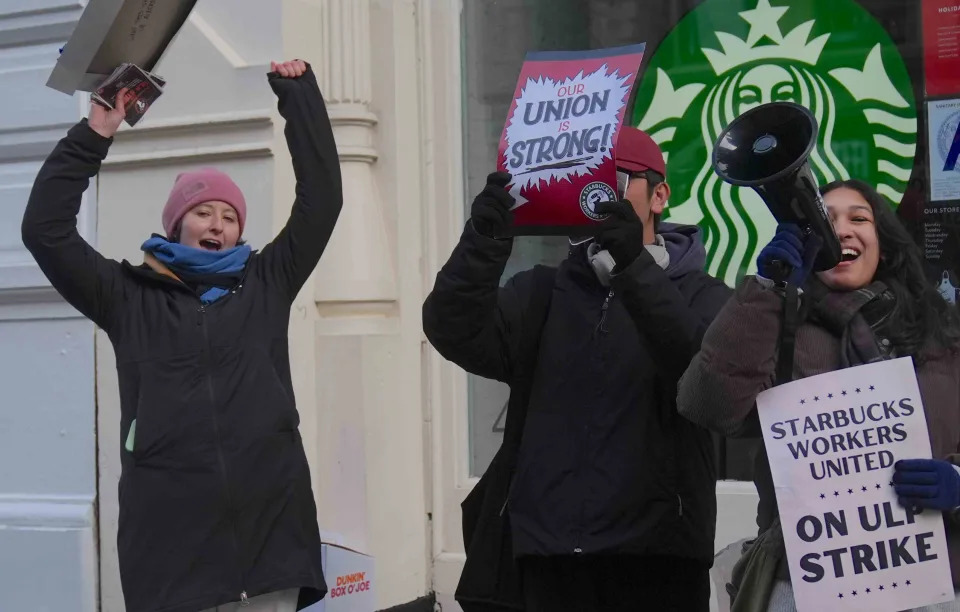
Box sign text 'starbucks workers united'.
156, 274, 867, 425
632, 0, 917, 287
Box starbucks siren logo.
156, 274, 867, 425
633, 0, 917, 287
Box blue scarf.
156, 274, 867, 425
141, 236, 252, 304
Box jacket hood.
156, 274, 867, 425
568, 222, 708, 282
659, 222, 707, 280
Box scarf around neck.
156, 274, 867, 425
141, 235, 252, 304
805, 278, 896, 367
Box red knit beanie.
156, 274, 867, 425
162, 168, 247, 238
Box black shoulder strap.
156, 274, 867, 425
775, 284, 800, 385
502, 265, 557, 454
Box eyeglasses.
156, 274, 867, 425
629, 170, 664, 186
616, 168, 665, 198
618, 168, 659, 180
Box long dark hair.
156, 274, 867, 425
820, 179, 960, 360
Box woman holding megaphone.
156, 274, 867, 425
677, 179, 960, 611
21, 60, 341, 612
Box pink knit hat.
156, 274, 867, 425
162, 168, 247, 238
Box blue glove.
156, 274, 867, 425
756, 223, 822, 287
893, 459, 960, 511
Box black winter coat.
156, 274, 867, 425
21, 68, 342, 612
423, 222, 731, 567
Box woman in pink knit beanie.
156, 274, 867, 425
22, 60, 342, 612
161, 166, 248, 249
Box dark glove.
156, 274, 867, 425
594, 199, 645, 270
756, 223, 822, 287
894, 459, 960, 511
470, 172, 515, 239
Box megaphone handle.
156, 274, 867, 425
766, 259, 792, 285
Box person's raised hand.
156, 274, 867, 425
271, 60, 308, 79
88, 88, 129, 139
470, 171, 515, 239
594, 199, 646, 270
756, 223, 822, 287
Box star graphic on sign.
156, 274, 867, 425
828, 393, 834, 399
892, 583, 898, 588
800, 398, 806, 405
889, 481, 894, 487
856, 388, 862, 393
876, 484, 882, 489
906, 580, 911, 586
842, 390, 848, 396
861, 486, 868, 492
866, 588, 872, 593
738, 0, 789, 46
848, 488, 854, 494
838, 593, 844, 599
869, 385, 875, 391
814, 396, 820, 402
879, 585, 885, 591
834, 491, 840, 497
852, 590, 858, 596
819, 493, 826, 499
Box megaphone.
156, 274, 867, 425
712, 102, 841, 275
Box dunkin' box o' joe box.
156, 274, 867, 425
302, 540, 376, 612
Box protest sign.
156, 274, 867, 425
497, 44, 646, 235
756, 357, 954, 611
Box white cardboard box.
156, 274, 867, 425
303, 541, 376, 612
48, 0, 197, 95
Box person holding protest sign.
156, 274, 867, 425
21, 60, 341, 612
423, 126, 732, 611
677, 179, 960, 610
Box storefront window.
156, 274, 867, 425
461, 0, 948, 479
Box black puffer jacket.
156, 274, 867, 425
423, 221, 731, 566
21, 67, 342, 612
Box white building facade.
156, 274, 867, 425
25, 0, 933, 609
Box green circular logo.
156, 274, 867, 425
632, 0, 917, 286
